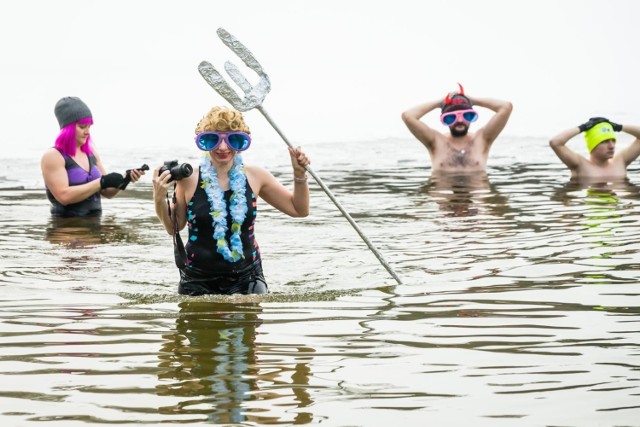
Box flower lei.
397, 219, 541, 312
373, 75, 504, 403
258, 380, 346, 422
199, 154, 248, 262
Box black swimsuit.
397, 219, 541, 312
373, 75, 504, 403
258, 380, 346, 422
46, 149, 102, 217
178, 171, 267, 296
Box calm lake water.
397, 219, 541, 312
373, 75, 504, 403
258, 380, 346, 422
1, 134, 639, 426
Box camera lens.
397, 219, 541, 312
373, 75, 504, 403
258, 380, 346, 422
170, 163, 193, 181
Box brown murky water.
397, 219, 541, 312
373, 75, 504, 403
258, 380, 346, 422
1, 137, 639, 425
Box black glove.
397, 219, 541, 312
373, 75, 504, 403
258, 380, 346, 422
118, 176, 130, 191
578, 117, 608, 133
609, 121, 623, 132
587, 117, 622, 132
117, 164, 149, 190
100, 172, 125, 189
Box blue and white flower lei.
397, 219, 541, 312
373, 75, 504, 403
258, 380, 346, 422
199, 154, 248, 262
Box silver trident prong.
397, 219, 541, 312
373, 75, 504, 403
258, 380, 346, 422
197, 28, 270, 112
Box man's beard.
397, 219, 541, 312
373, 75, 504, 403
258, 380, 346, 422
450, 125, 469, 137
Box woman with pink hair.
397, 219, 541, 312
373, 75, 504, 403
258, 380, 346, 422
41, 96, 145, 217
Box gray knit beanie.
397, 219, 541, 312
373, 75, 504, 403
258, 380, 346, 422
54, 96, 93, 129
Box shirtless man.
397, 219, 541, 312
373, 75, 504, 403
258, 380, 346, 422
549, 117, 640, 180
401, 85, 513, 172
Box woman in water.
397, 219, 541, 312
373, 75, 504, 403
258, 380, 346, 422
152, 106, 310, 295
41, 96, 145, 217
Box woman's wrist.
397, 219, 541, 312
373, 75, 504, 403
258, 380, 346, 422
294, 174, 308, 183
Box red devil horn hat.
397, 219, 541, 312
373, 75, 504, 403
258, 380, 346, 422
444, 83, 465, 105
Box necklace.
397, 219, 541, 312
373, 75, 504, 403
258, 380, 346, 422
199, 155, 248, 262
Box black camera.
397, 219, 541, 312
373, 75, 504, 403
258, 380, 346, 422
118, 164, 151, 190
160, 160, 193, 182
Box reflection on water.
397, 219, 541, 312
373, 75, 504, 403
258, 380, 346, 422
549, 178, 640, 287
157, 301, 314, 424
421, 171, 509, 218
1, 140, 640, 425
582, 183, 627, 242
551, 178, 639, 245
45, 215, 142, 247
551, 177, 640, 204
157, 302, 262, 423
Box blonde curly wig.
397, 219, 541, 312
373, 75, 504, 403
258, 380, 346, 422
195, 106, 251, 134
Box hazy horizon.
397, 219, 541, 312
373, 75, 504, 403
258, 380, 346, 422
1, 0, 638, 153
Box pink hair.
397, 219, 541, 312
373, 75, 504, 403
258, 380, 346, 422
54, 117, 94, 156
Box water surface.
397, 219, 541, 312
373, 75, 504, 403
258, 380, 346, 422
1, 136, 639, 426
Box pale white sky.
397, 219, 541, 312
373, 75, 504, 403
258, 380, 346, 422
1, 0, 638, 152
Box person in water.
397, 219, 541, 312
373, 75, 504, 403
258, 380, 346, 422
41, 96, 145, 217
401, 84, 513, 172
152, 106, 310, 296
549, 117, 640, 180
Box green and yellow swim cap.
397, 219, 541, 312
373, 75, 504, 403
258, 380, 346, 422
585, 122, 616, 152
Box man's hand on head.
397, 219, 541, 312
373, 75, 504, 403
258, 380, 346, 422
578, 117, 608, 133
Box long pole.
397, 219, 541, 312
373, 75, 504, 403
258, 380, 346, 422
257, 106, 403, 285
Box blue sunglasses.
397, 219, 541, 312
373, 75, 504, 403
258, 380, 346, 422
195, 131, 252, 152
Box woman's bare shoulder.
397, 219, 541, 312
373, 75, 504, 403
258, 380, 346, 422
41, 148, 64, 164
